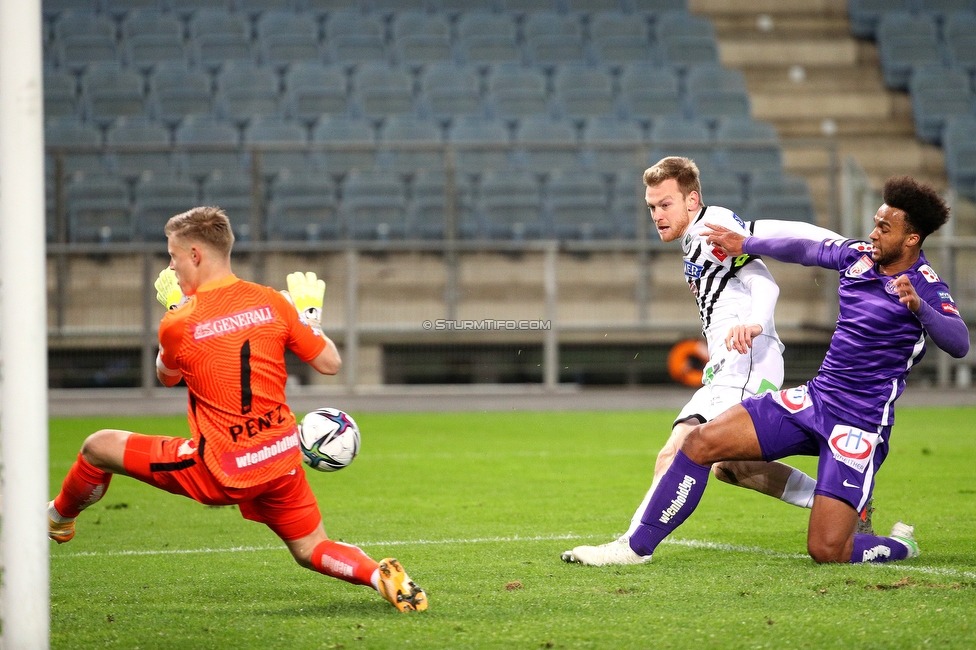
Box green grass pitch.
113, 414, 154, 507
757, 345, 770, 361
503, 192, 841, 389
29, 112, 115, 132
50, 408, 976, 649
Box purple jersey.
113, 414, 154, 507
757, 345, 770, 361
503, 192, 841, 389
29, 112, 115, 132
793, 240, 960, 427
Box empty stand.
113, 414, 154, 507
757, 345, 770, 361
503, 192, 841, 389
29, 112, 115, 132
285, 63, 350, 122
267, 169, 339, 241
133, 172, 199, 241
341, 170, 409, 239
244, 115, 311, 177
105, 116, 173, 178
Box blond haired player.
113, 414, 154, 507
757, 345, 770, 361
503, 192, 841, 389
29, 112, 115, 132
48, 206, 427, 612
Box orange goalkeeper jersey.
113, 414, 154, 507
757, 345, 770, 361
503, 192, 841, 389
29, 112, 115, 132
158, 275, 327, 488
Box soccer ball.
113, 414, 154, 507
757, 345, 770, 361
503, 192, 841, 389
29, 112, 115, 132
299, 408, 361, 472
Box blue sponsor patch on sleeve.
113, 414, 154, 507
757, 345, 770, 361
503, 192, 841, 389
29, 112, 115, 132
938, 291, 955, 303
732, 213, 745, 228
684, 261, 703, 279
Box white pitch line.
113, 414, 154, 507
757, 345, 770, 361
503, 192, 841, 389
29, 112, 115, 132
53, 533, 976, 581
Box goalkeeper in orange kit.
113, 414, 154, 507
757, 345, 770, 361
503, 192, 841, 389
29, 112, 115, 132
48, 206, 427, 612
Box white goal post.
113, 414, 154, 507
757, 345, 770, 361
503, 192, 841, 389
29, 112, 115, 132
0, 0, 50, 648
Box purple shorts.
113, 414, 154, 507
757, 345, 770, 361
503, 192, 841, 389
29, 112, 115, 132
741, 384, 889, 513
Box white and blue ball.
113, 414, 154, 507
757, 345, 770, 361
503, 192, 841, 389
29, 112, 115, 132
299, 408, 361, 472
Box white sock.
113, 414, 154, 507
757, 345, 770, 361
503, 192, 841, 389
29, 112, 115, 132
780, 468, 816, 509
369, 568, 380, 591
48, 501, 75, 523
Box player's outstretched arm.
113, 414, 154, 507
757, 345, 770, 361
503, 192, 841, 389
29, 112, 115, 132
283, 271, 342, 375
749, 219, 841, 243
725, 262, 779, 353
894, 275, 970, 358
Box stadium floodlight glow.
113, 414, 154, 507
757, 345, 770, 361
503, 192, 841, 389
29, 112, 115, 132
0, 0, 50, 648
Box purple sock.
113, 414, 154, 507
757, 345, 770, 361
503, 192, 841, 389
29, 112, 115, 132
850, 534, 911, 563
629, 450, 710, 556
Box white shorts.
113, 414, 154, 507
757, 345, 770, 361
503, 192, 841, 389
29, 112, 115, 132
674, 334, 784, 427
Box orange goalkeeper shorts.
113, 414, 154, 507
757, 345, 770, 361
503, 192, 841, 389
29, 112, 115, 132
123, 433, 322, 541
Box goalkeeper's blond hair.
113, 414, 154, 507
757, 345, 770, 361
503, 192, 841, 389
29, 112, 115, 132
165, 206, 235, 257
643, 157, 702, 203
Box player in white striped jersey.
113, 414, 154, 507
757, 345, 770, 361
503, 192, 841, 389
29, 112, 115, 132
563, 156, 850, 566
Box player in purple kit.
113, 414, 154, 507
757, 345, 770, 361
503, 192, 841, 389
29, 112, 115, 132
622, 176, 969, 564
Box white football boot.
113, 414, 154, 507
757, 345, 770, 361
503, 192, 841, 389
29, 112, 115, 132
561, 536, 651, 566
889, 521, 920, 559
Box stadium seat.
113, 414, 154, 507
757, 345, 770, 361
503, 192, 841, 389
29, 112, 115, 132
588, 11, 654, 67
285, 62, 350, 123
523, 11, 586, 66
324, 10, 386, 67
244, 116, 310, 177
748, 172, 814, 224
909, 66, 974, 145
546, 169, 612, 239
189, 8, 254, 71
149, 62, 215, 124
456, 11, 520, 67
448, 115, 512, 175
654, 13, 719, 70
700, 169, 746, 215
169, 0, 234, 18
103, 0, 164, 13
486, 64, 548, 120
312, 115, 378, 176
44, 67, 78, 119
419, 63, 484, 121
45, 117, 106, 175
610, 175, 645, 237
581, 116, 645, 175
66, 173, 133, 243
266, 169, 339, 241
479, 169, 545, 239
340, 170, 409, 240
631, 0, 687, 12
371, 0, 426, 17
916, 0, 973, 22
944, 11, 976, 74
551, 64, 615, 122
305, 0, 359, 14
82, 62, 146, 125
121, 10, 187, 71
943, 115, 976, 200
513, 115, 580, 173
352, 63, 416, 119
685, 64, 751, 124
133, 172, 200, 241
215, 63, 283, 125
202, 170, 255, 240
714, 117, 783, 179
43, 0, 97, 19
618, 63, 682, 123
392, 11, 453, 69
52, 10, 119, 71
174, 115, 244, 178
876, 12, 942, 91
566, 0, 622, 11
257, 10, 322, 69
648, 115, 713, 166
379, 115, 445, 174
846, 0, 912, 39
409, 169, 478, 239
501, 0, 560, 14
237, 0, 293, 17
105, 116, 174, 178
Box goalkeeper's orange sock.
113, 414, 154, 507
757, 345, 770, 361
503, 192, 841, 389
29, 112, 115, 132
311, 540, 380, 588
52, 453, 112, 519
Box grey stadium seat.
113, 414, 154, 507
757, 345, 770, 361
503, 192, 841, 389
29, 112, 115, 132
202, 170, 255, 240
486, 64, 548, 120
523, 11, 586, 66
551, 64, 615, 122
215, 63, 283, 125
513, 115, 580, 173
82, 62, 146, 125
847, 0, 912, 39
876, 12, 942, 91
909, 66, 974, 145
341, 170, 409, 240
257, 10, 322, 69
685, 64, 751, 124
45, 117, 106, 175
392, 11, 453, 69
448, 115, 511, 175
52, 10, 119, 71
324, 11, 386, 67
944, 11, 976, 74
66, 173, 132, 243
133, 172, 200, 241
44, 67, 78, 119
546, 168, 612, 239
581, 116, 645, 175
379, 114, 445, 174
285, 63, 350, 123
944, 116, 976, 201
174, 115, 244, 178
619, 63, 682, 123
244, 116, 311, 178
408, 169, 478, 239
312, 115, 378, 176
105, 116, 174, 179
420, 63, 484, 121
589, 10, 655, 67
700, 169, 746, 215
352, 63, 416, 119
479, 169, 546, 239
267, 169, 339, 241
121, 10, 187, 71
456, 11, 520, 67
648, 115, 713, 167
714, 117, 783, 179
149, 62, 215, 124
189, 8, 254, 71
